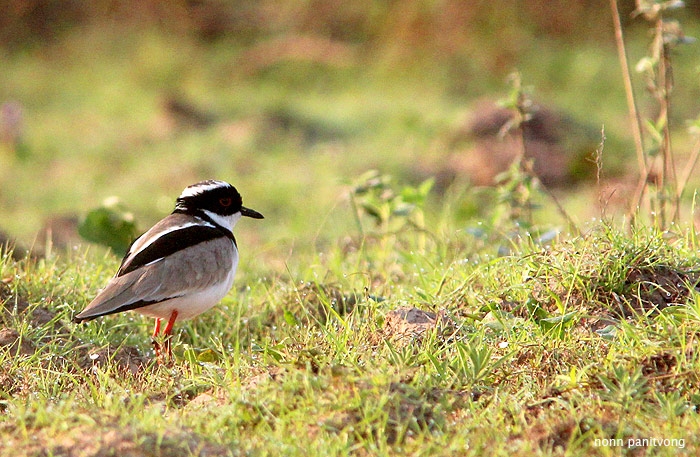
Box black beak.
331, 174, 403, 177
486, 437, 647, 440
241, 206, 264, 219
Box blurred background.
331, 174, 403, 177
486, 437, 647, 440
1, 0, 700, 260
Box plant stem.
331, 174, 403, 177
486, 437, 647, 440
610, 0, 647, 222
678, 138, 700, 205
657, 26, 679, 223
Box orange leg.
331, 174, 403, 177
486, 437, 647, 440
163, 310, 179, 335
162, 310, 179, 359
153, 318, 162, 337
152, 318, 163, 359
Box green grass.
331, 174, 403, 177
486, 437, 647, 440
3, 220, 700, 456
3, 16, 700, 456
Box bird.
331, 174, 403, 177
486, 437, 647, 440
73, 180, 264, 360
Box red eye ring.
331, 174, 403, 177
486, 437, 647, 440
219, 197, 232, 207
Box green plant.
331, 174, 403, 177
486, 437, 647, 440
598, 364, 649, 411
611, 0, 697, 228
348, 170, 434, 254
452, 341, 494, 385
493, 73, 539, 230
349, 170, 433, 235
78, 197, 139, 255
654, 390, 690, 419
490, 73, 579, 239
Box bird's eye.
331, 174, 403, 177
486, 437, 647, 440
219, 198, 232, 207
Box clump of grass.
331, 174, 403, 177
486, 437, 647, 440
3, 207, 700, 455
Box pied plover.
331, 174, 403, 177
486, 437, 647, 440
74, 180, 263, 360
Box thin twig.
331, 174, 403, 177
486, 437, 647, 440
595, 125, 606, 187
658, 36, 680, 223
594, 126, 611, 219
678, 138, 700, 202
513, 92, 580, 235
610, 0, 646, 176
610, 0, 648, 223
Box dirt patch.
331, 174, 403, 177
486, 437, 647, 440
421, 100, 599, 191
0, 280, 61, 360
638, 349, 700, 394
36, 214, 82, 253
0, 280, 64, 331
0, 327, 35, 356
510, 345, 586, 382
576, 264, 700, 335
631, 266, 697, 312
2, 215, 82, 259
283, 281, 360, 324
3, 422, 230, 457
641, 352, 677, 377
0, 230, 29, 260
601, 265, 699, 318
321, 380, 467, 445
524, 416, 621, 454
185, 391, 228, 410
242, 366, 285, 391
380, 306, 455, 347
77, 344, 150, 377
1, 279, 149, 376
497, 259, 700, 335
532, 419, 578, 451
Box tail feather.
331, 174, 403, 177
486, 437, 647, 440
72, 314, 99, 324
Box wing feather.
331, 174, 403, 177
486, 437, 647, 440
117, 214, 222, 276
74, 236, 235, 321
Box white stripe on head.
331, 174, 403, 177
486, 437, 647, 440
179, 180, 231, 199
201, 209, 241, 232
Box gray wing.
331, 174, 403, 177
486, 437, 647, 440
74, 237, 235, 321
